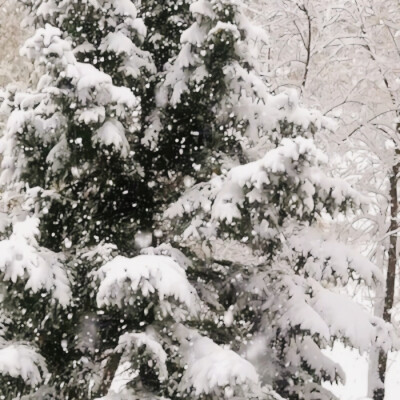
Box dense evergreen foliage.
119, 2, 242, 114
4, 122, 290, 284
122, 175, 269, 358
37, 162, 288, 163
0, 1, 395, 400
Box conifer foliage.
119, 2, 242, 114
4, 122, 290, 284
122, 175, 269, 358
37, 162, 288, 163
0, 1, 395, 400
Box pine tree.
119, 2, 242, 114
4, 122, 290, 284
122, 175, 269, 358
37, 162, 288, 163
161, 1, 396, 399
0, 1, 396, 400
0, 1, 159, 398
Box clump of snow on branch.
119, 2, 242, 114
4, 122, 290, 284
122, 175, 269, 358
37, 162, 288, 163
0, 342, 48, 386
176, 325, 262, 398
141, 243, 193, 270
0, 217, 71, 305
291, 228, 383, 285
96, 255, 201, 319
109, 328, 168, 393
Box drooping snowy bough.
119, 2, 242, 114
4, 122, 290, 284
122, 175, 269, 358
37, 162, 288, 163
96, 255, 201, 320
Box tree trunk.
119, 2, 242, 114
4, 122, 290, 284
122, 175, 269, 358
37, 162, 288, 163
368, 244, 386, 397
373, 161, 399, 400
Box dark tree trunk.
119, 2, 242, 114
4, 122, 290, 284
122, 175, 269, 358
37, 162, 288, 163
373, 159, 399, 400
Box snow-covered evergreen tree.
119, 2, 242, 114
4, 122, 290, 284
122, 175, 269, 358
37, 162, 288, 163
0, 0, 396, 400
161, 1, 396, 399
0, 1, 158, 398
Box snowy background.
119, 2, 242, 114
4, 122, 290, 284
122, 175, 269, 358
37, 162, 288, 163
325, 347, 400, 400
